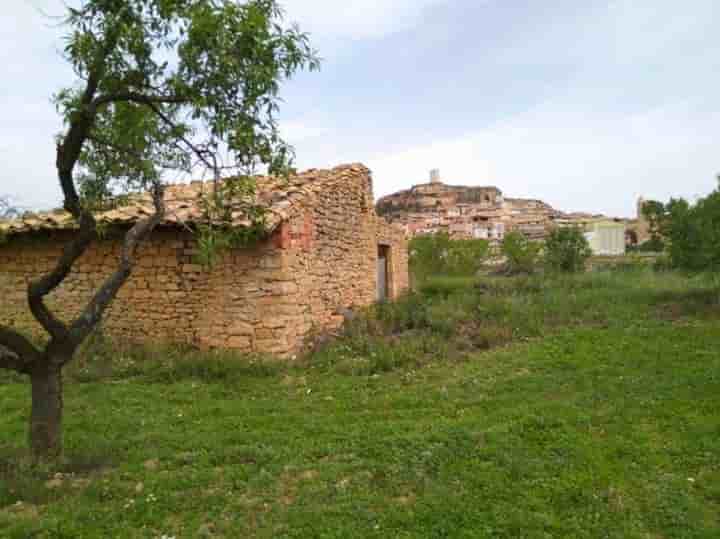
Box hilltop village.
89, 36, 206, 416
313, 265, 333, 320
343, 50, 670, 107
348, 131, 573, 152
376, 169, 646, 248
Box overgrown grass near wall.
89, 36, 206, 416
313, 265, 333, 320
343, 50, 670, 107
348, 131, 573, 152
313, 267, 719, 374
1, 267, 720, 538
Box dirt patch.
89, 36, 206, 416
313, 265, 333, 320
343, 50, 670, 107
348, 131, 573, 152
1, 501, 41, 520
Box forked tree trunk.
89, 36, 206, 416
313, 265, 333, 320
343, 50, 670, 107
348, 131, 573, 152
29, 364, 63, 458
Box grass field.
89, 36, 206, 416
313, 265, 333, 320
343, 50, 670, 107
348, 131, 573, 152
1, 268, 719, 538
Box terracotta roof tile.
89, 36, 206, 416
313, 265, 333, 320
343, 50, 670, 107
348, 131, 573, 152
0, 164, 370, 236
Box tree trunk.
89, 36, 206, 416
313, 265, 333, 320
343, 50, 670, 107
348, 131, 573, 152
29, 365, 63, 458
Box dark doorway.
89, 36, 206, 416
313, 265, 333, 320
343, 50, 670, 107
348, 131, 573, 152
377, 245, 390, 301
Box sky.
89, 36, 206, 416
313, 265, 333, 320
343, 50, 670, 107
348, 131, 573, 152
1, 0, 719, 217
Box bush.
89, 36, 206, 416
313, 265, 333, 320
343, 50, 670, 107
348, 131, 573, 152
664, 192, 720, 272
652, 254, 674, 272
410, 233, 489, 281
500, 232, 542, 274
544, 227, 592, 273
631, 237, 665, 253
640, 184, 720, 272
373, 291, 433, 334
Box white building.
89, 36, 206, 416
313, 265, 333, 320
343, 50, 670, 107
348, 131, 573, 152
584, 221, 626, 256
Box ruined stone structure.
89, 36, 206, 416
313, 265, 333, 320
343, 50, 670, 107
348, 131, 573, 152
377, 170, 562, 241
630, 197, 652, 245
0, 164, 408, 358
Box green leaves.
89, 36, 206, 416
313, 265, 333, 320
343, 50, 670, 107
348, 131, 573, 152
545, 227, 592, 273
640, 183, 720, 272
501, 232, 542, 274
56, 0, 318, 199
52, 0, 318, 264
663, 191, 720, 272
194, 175, 269, 267
410, 233, 490, 281
46, 0, 320, 275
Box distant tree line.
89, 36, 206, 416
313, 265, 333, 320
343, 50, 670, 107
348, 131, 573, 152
410, 226, 593, 279
500, 227, 591, 275
410, 233, 490, 281
641, 177, 720, 272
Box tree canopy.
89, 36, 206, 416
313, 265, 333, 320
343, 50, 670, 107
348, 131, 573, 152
410, 233, 490, 281
544, 227, 592, 273
640, 177, 720, 272
56, 0, 318, 205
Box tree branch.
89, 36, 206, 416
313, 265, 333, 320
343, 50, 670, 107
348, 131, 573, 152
88, 134, 147, 163
62, 183, 166, 355
144, 101, 217, 172
0, 326, 42, 374
32, 27, 121, 344
87, 134, 182, 172
57, 23, 123, 215
27, 213, 96, 342
92, 92, 217, 176
91, 92, 186, 109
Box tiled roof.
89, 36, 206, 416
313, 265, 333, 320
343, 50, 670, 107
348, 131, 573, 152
0, 164, 369, 236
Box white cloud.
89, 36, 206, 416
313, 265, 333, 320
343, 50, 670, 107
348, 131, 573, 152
283, 0, 446, 41
493, 0, 718, 67
280, 121, 333, 143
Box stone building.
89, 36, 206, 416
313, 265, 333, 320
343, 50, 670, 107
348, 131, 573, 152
0, 164, 408, 357
628, 197, 652, 245
377, 170, 561, 241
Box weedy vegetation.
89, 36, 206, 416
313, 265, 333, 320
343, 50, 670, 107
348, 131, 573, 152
2, 258, 719, 538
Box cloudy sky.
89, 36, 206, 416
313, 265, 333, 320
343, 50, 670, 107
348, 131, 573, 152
1, 0, 719, 217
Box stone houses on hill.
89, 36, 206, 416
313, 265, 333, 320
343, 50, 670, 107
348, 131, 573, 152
376, 170, 561, 241
0, 164, 408, 357
376, 169, 635, 250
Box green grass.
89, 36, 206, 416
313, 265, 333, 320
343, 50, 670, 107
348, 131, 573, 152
1, 268, 720, 538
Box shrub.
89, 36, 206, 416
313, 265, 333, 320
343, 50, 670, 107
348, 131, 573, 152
664, 192, 720, 272
630, 237, 665, 253
410, 234, 447, 279
643, 184, 720, 272
544, 227, 592, 273
410, 233, 489, 281
500, 231, 542, 274
641, 199, 668, 249
343, 291, 434, 337
444, 237, 490, 275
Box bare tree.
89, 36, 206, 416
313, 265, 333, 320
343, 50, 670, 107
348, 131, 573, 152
0, 0, 318, 458
0, 196, 20, 220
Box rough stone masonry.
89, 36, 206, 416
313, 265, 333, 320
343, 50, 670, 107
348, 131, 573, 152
0, 164, 409, 358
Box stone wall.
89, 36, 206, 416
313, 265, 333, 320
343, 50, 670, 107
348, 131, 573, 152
633, 197, 652, 244
0, 176, 409, 358
375, 216, 410, 299
0, 229, 292, 353
268, 172, 409, 354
